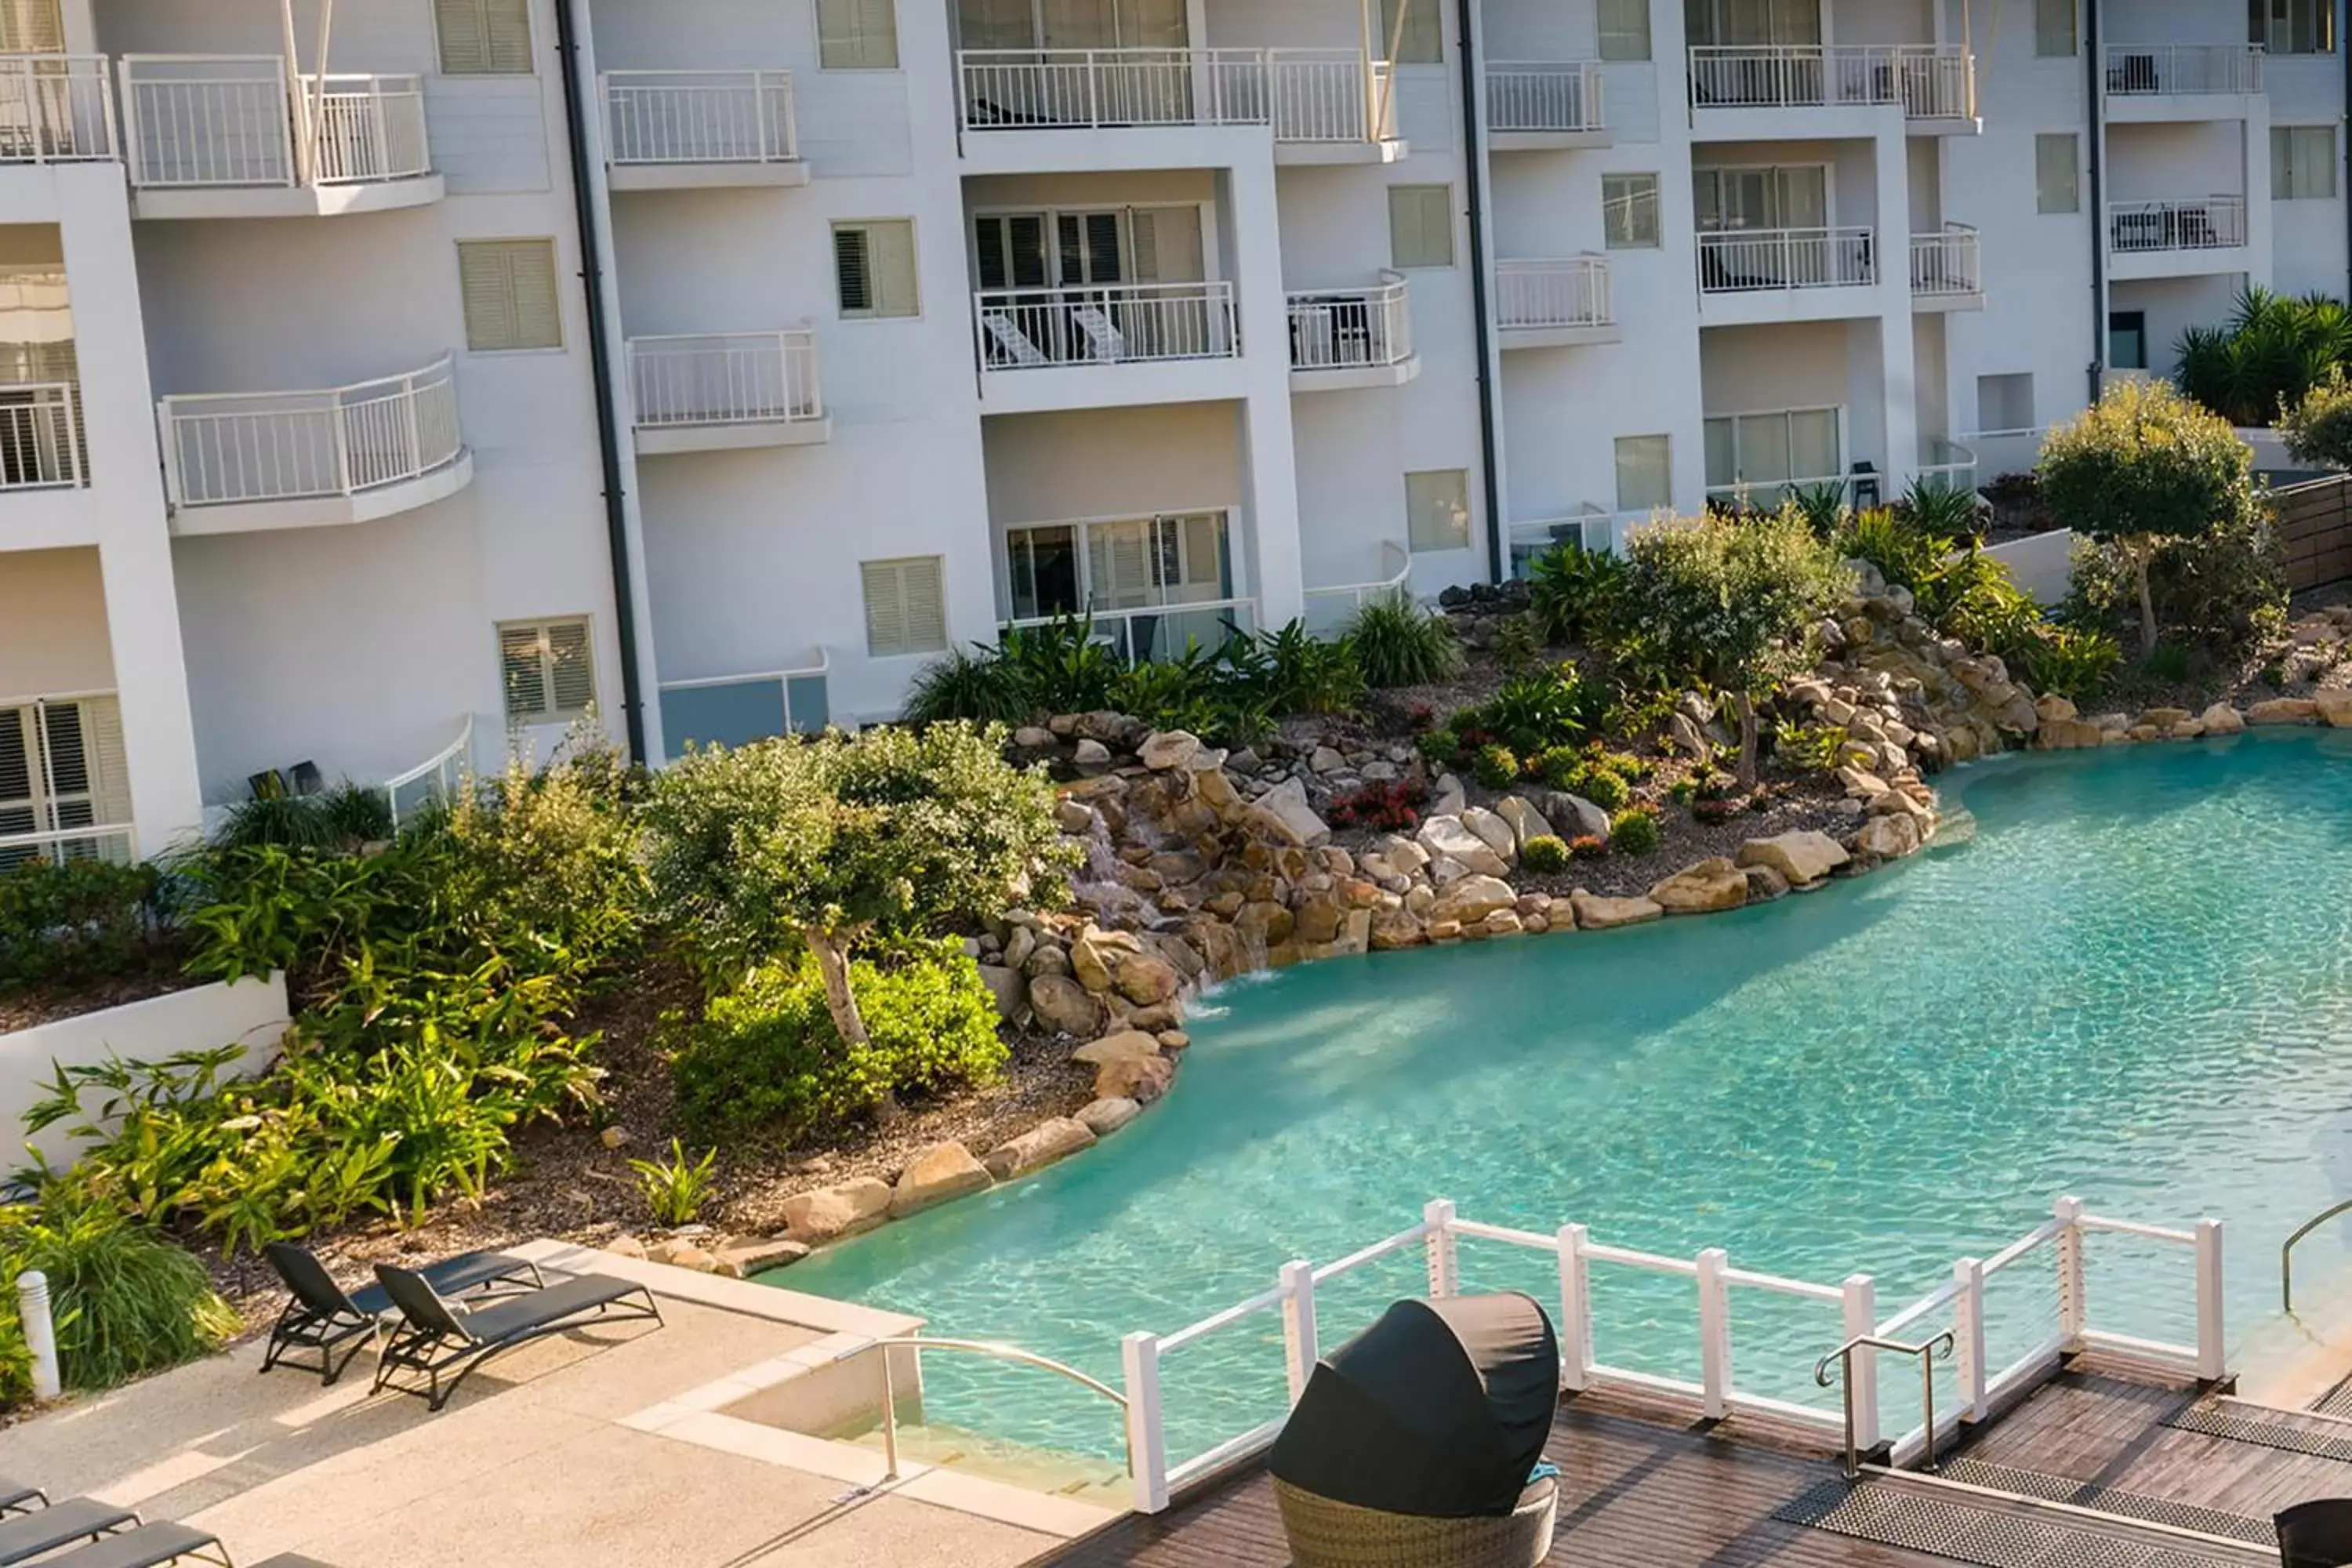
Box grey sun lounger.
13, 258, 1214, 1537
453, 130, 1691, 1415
0, 1498, 142, 1564
0, 1480, 42, 1517
260, 1243, 543, 1386
39, 1522, 233, 1568
370, 1264, 662, 1410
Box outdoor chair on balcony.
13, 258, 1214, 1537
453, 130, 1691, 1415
370, 1262, 662, 1410
1269, 1292, 1562, 1568
260, 1242, 543, 1386
2278, 1499, 2352, 1566
981, 311, 1051, 368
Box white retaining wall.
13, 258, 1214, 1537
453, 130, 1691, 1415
1985, 528, 2076, 606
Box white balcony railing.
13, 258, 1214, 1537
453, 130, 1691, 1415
160, 354, 462, 510
602, 70, 797, 166
661, 649, 832, 753
1688, 44, 1973, 119
121, 56, 429, 189
1496, 256, 1615, 330
2103, 43, 2264, 96
1002, 597, 1258, 664
957, 47, 1391, 143
1485, 60, 1605, 134
1301, 541, 1411, 632
381, 715, 473, 831
0, 822, 136, 871
1287, 274, 1411, 372
2108, 196, 2246, 252
0, 55, 115, 162
1698, 227, 1875, 292
975, 281, 1239, 371
1909, 223, 1980, 296
628, 330, 823, 430
1918, 437, 1979, 492
0, 383, 84, 490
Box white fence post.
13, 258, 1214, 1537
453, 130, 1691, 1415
2054, 1196, 2086, 1348
17, 1272, 58, 1400
1696, 1247, 1731, 1420
1556, 1223, 1592, 1392
2194, 1218, 2227, 1381
1122, 1330, 1169, 1513
1424, 1199, 1458, 1298
1951, 1257, 1987, 1421
1841, 1274, 1879, 1451
1280, 1258, 1318, 1404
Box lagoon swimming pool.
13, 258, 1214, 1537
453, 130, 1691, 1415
781, 730, 2352, 1463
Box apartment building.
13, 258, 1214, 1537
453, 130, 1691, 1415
0, 0, 2343, 870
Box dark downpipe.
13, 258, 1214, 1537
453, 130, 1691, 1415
553, 0, 648, 763
1454, 0, 1506, 583
2085, 0, 2107, 407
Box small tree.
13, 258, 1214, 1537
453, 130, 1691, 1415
1623, 510, 1853, 792
2037, 378, 2259, 656
2281, 366, 2352, 470
644, 724, 1072, 1061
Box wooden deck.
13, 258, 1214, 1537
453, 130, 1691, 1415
1033, 1357, 2352, 1566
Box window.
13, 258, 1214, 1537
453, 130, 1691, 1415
1007, 514, 1229, 620
435, 0, 533, 74
818, 0, 900, 68
457, 239, 562, 351
1693, 165, 1828, 230
1406, 469, 1471, 553
0, 696, 127, 869
2252, 0, 2334, 55
0, 1, 63, 53
833, 220, 920, 318
2035, 133, 2080, 214
499, 619, 596, 723
2274, 125, 2338, 199
1685, 0, 1819, 47
1377, 0, 1442, 64
1597, 0, 1651, 60
1602, 173, 1661, 248
1976, 372, 2035, 434
862, 557, 949, 656
1704, 408, 1841, 502
1614, 436, 1671, 514
2106, 312, 2148, 371
2034, 0, 2076, 56
1388, 185, 1455, 269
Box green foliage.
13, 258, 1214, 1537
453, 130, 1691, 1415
1229, 622, 1367, 719
1472, 744, 1521, 790
1519, 835, 1570, 874
630, 1139, 719, 1228
1414, 728, 1461, 768
0, 859, 168, 990
2175, 285, 2352, 427
2280, 365, 2352, 470
1526, 545, 1632, 646
1456, 662, 1612, 757
1787, 481, 1853, 539
1895, 478, 1985, 543
1608, 807, 1662, 857
903, 648, 1033, 728
1343, 593, 1463, 688
1491, 615, 1542, 673
2140, 641, 2196, 683
666, 943, 1007, 1143
2065, 505, 2288, 654
1771, 720, 1847, 776
2017, 626, 2125, 702
1575, 768, 1632, 811
1835, 508, 1947, 593
1535, 745, 1584, 791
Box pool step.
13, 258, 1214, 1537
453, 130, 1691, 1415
1775, 1472, 2270, 1567
2167, 1396, 2352, 1462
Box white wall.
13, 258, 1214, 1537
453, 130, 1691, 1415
0, 547, 112, 696
983, 405, 1243, 528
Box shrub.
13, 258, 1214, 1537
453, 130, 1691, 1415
1835, 508, 1947, 593
1345, 593, 1462, 688
1415, 728, 1461, 768
1526, 546, 1632, 647
1569, 835, 1607, 861
1461, 662, 1611, 757
1230, 622, 1366, 719
2281, 365, 2352, 469
1895, 478, 1985, 543
0, 859, 168, 991
1609, 807, 1662, 856
999, 616, 1123, 716
905, 647, 1034, 726
1576, 769, 1632, 811
0, 1180, 237, 1394
1788, 480, 1853, 538
1472, 744, 1521, 790
1491, 615, 1542, 673
1536, 746, 1583, 791
2064, 505, 2286, 655
2176, 285, 2352, 427
631, 1139, 719, 1228
1328, 779, 1428, 833
1693, 797, 1741, 825
1771, 720, 1846, 776
1519, 835, 1570, 874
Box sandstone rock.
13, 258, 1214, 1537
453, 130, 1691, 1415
1370, 833, 1430, 874
2199, 702, 2245, 735
1071, 926, 1141, 993
1417, 815, 1509, 878
1737, 831, 1850, 887
715, 1238, 808, 1276
1668, 712, 1709, 757
1029, 974, 1102, 1036
1055, 799, 1096, 834
1570, 891, 1664, 931
1157, 1029, 1190, 1050
1116, 953, 1181, 1006
1855, 813, 1922, 859
782, 1178, 893, 1244
1428, 920, 1463, 942
2139, 707, 2192, 731
2249, 697, 2320, 725
1649, 858, 1749, 916
1076, 1097, 1142, 1137
1073, 738, 1113, 771
1138, 731, 1203, 771
1071, 1029, 1163, 1067
1432, 775, 1467, 818
1094, 1052, 1176, 1104
1014, 725, 1056, 750
891, 1142, 992, 1218
1310, 746, 1346, 775
599, 1126, 633, 1151
1195, 768, 1242, 815
1481, 910, 1524, 938
2040, 717, 2107, 750
978, 964, 1026, 1023
1743, 864, 1791, 901
985, 1119, 1098, 1181
1836, 765, 1889, 798
2318, 689, 2352, 728
1430, 875, 1518, 927
1294, 895, 1344, 946
1537, 790, 1611, 844
1369, 906, 1427, 949
2035, 695, 2078, 724
1244, 776, 1333, 848
608, 1235, 648, 1259
1461, 806, 1518, 862
1494, 796, 1548, 851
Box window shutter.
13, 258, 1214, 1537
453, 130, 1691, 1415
501, 624, 550, 718
2035, 133, 2079, 214
819, 0, 900, 69
899, 557, 946, 651
1597, 0, 1650, 60
873, 221, 918, 314
1388, 186, 1453, 268
1377, 0, 1441, 64
0, 1, 63, 53
833, 227, 873, 313
0, 708, 31, 838
459, 240, 562, 351
546, 620, 595, 713
437, 0, 533, 74
82, 697, 129, 828
2034, 0, 2076, 56
862, 558, 944, 655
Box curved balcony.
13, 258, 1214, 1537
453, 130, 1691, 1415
1486, 62, 1608, 151
1287, 274, 1416, 390
602, 70, 807, 191
1301, 541, 1410, 633
1496, 256, 1617, 348
627, 329, 829, 454
161, 354, 471, 535
120, 56, 442, 219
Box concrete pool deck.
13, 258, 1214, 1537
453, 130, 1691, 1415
0, 1242, 1116, 1567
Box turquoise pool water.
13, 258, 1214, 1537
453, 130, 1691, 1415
781, 731, 2352, 1461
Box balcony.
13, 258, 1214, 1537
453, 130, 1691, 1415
1508, 506, 1626, 574
601, 70, 807, 191
159, 354, 471, 535
1697, 227, 1879, 324
0, 384, 85, 492
1301, 541, 1410, 633
661, 650, 831, 756
1909, 223, 1983, 311
1001, 598, 1258, 663
1495, 256, 1618, 347
2106, 196, 2247, 278
0, 56, 115, 164
975, 280, 1241, 412
2103, 44, 2263, 120
1918, 437, 1978, 494
627, 329, 829, 454
956, 48, 1401, 166
1287, 274, 1415, 390
120, 56, 442, 219
1686, 45, 1976, 135
1485, 61, 1607, 151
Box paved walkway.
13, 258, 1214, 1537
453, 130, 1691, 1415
0, 1243, 1085, 1568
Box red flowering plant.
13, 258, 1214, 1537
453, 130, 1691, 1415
1327, 778, 1429, 833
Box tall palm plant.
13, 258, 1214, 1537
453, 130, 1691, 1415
2175, 285, 2352, 426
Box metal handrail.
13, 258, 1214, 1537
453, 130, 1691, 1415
830, 1335, 1131, 1486
1816, 1332, 1955, 1479
2281, 1199, 2352, 1314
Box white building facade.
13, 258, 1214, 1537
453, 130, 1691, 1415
0, 0, 2343, 866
